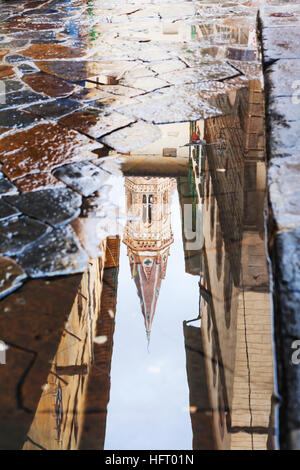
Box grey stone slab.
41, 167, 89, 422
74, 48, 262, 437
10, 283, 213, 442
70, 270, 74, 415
116, 87, 222, 124
0, 90, 50, 111
269, 155, 300, 230
26, 98, 81, 119
267, 97, 300, 157
260, 3, 300, 29
0, 256, 27, 299
159, 62, 238, 86
0, 172, 18, 195
0, 80, 25, 95
261, 26, 300, 62
265, 59, 300, 97
59, 107, 134, 140
0, 198, 20, 221
0, 108, 41, 129
52, 161, 107, 197
5, 54, 26, 64
5, 188, 82, 227
16, 224, 89, 278
0, 215, 51, 256
100, 121, 162, 153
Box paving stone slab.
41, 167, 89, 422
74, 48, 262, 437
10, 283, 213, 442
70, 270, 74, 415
0, 108, 41, 129
20, 43, 86, 60
35, 59, 136, 83
4, 187, 82, 227
22, 72, 77, 98
0, 215, 51, 256
266, 97, 300, 157
116, 87, 222, 124
16, 224, 89, 278
159, 62, 238, 86
12, 172, 65, 193
59, 107, 134, 140
0, 122, 101, 180
269, 155, 300, 230
265, 58, 300, 97
261, 26, 300, 63
260, 3, 300, 28
100, 121, 162, 153
0, 198, 20, 221
52, 161, 108, 197
0, 172, 18, 195
26, 97, 81, 119
260, 3, 300, 449
0, 89, 50, 111
0, 256, 27, 299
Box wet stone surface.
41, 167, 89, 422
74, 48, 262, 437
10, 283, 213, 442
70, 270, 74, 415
0, 199, 20, 221
260, 0, 300, 450
0, 109, 41, 129
0, 173, 18, 195
52, 161, 108, 197
22, 72, 77, 98
100, 121, 162, 153
0, 215, 51, 257
15, 224, 89, 278
0, 0, 278, 451
0, 122, 101, 180
0, 0, 264, 290
59, 107, 134, 140
4, 188, 82, 227
0, 256, 27, 299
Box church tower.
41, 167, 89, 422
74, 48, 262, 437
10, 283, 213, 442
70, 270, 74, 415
123, 177, 175, 345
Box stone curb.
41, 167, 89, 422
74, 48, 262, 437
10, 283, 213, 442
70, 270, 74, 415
259, 0, 300, 450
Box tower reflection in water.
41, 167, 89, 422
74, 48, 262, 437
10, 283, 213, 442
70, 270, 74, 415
123, 177, 176, 346
0, 81, 276, 451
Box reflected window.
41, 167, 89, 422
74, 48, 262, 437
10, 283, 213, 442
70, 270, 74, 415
142, 194, 153, 225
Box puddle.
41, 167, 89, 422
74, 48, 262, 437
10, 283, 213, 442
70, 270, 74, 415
0, 0, 276, 451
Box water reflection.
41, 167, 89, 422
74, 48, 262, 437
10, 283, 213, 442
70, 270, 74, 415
123, 177, 175, 344
0, 82, 275, 452
181, 79, 275, 450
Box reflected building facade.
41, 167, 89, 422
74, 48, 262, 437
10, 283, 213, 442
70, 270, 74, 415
123, 177, 175, 343
182, 79, 276, 450
17, 237, 121, 451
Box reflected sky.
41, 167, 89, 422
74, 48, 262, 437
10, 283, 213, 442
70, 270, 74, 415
105, 187, 198, 450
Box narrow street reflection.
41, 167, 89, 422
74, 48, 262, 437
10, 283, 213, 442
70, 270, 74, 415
0, 2, 276, 444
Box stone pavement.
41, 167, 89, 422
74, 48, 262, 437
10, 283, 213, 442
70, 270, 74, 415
0, 0, 261, 299
259, 0, 300, 450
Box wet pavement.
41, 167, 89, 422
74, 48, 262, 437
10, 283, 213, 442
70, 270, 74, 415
0, 0, 276, 450
259, 0, 300, 450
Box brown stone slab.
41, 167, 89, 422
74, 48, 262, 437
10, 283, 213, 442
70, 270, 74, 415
59, 108, 133, 140
0, 123, 102, 180
0, 65, 14, 79
22, 72, 76, 98
13, 172, 65, 193
20, 44, 86, 60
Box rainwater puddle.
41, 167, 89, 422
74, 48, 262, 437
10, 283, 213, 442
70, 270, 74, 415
0, 0, 276, 451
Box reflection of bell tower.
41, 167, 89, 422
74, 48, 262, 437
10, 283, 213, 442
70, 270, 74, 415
123, 177, 175, 345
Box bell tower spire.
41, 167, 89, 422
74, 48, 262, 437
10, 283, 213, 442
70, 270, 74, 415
123, 177, 175, 346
